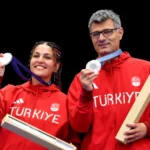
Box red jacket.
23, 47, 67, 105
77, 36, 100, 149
68, 52, 150, 150
0, 81, 80, 150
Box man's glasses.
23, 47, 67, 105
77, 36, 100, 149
90, 28, 119, 39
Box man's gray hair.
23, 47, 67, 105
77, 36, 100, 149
88, 9, 121, 31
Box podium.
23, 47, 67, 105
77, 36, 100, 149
1, 114, 77, 150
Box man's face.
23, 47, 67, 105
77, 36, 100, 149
90, 19, 124, 57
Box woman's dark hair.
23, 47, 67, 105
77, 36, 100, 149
30, 41, 62, 89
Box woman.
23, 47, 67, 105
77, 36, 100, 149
0, 41, 80, 150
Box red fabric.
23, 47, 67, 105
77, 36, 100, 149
68, 51, 150, 150
80, 88, 93, 102
144, 121, 150, 137
0, 81, 80, 150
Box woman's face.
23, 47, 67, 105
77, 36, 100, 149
30, 44, 59, 82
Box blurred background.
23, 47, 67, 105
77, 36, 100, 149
0, 2, 149, 93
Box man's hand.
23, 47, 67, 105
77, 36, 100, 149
124, 123, 147, 144
80, 69, 99, 91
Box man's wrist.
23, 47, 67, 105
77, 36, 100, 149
82, 84, 93, 91
79, 88, 93, 102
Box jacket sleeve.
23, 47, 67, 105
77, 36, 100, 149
66, 125, 81, 150
144, 121, 150, 137
0, 89, 6, 125
0, 84, 14, 125
67, 73, 93, 133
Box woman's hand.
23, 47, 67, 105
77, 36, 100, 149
0, 53, 5, 77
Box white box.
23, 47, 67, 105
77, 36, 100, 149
1, 114, 77, 150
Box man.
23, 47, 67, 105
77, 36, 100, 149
67, 9, 150, 149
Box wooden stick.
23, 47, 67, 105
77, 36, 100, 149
115, 75, 150, 144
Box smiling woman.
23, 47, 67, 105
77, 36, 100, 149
29, 41, 62, 89
0, 41, 81, 150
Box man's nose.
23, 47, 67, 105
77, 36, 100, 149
98, 33, 106, 40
